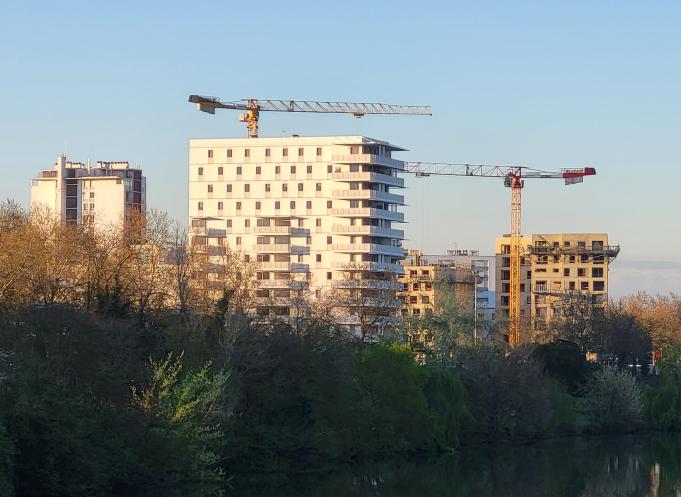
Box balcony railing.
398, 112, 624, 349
331, 208, 404, 222
331, 261, 404, 274
332, 189, 404, 204
331, 171, 404, 188
331, 243, 405, 256
331, 154, 404, 170
331, 224, 404, 239
254, 226, 310, 236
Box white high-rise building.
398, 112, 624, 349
188, 136, 406, 320
30, 155, 146, 228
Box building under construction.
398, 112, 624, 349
495, 233, 620, 337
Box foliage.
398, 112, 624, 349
0, 423, 14, 497
532, 340, 595, 394
646, 358, 681, 430
584, 367, 643, 432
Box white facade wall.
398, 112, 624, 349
188, 136, 406, 314
30, 155, 146, 230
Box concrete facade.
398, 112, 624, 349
188, 135, 406, 322
495, 233, 619, 334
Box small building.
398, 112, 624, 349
31, 154, 145, 229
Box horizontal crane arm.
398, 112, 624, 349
188, 95, 431, 116
404, 162, 595, 184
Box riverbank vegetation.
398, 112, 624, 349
1, 201, 681, 496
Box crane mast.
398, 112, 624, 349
404, 163, 596, 346
189, 95, 432, 138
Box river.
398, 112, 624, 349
229, 434, 681, 497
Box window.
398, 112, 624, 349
316, 218, 321, 227
236, 237, 241, 245
257, 218, 271, 226
265, 184, 270, 192
581, 281, 589, 291
236, 202, 241, 210
350, 145, 360, 154
327, 164, 333, 173
226, 220, 232, 227
226, 184, 232, 192
564, 268, 570, 277
208, 149, 213, 158
298, 147, 304, 157
316, 147, 322, 156
198, 202, 203, 211
256, 166, 261, 174
275, 165, 281, 174
592, 268, 604, 278
577, 268, 586, 277
307, 165, 312, 174
226, 149, 232, 158
265, 148, 271, 157
208, 184, 213, 193
282, 184, 288, 192
218, 166, 223, 175
282, 148, 288, 157
244, 149, 250, 158
89, 192, 95, 198
298, 183, 303, 191
217, 201, 223, 210
198, 167, 203, 176
245, 219, 250, 227
306, 201, 312, 209
244, 184, 250, 192
291, 165, 296, 174
290, 201, 296, 209
326, 236, 332, 244
236, 166, 242, 175
316, 183, 321, 191
501, 270, 510, 280
316, 254, 322, 262
255, 201, 261, 210
275, 201, 280, 209
327, 272, 332, 280
593, 281, 605, 291
327, 200, 332, 208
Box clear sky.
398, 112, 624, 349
1, 0, 679, 297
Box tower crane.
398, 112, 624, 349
188, 95, 432, 138
404, 162, 596, 347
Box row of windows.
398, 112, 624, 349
208, 147, 324, 160
198, 164, 345, 176
498, 280, 605, 294
208, 182, 325, 193
198, 200, 337, 211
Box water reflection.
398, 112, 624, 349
237, 435, 681, 497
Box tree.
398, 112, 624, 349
585, 367, 643, 432
622, 292, 681, 358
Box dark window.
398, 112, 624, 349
282, 148, 288, 157
256, 166, 261, 174
236, 166, 242, 175
207, 149, 213, 158
236, 202, 241, 210
244, 149, 250, 158
298, 147, 304, 157
218, 166, 223, 175
327, 200, 332, 208
198, 167, 203, 176
298, 183, 303, 191
226, 149, 232, 158
316, 147, 322, 156
198, 202, 203, 211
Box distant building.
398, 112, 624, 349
398, 250, 476, 317
495, 233, 620, 335
421, 249, 496, 322
30, 154, 146, 229
187, 136, 406, 330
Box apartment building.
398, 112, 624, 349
495, 233, 620, 334
424, 249, 496, 321
30, 154, 146, 228
188, 136, 406, 326
398, 251, 476, 317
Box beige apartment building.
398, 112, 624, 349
495, 233, 620, 335
398, 251, 476, 317
188, 135, 406, 328
30, 154, 146, 228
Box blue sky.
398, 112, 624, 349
1, 1, 679, 296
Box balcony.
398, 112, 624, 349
290, 263, 309, 273
332, 189, 404, 204
332, 279, 403, 290
331, 224, 404, 239
331, 261, 404, 274
190, 226, 226, 238
331, 208, 404, 222
257, 261, 292, 271
332, 154, 404, 170
254, 226, 310, 236
330, 243, 405, 257
331, 171, 404, 188
253, 244, 291, 253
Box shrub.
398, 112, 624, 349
585, 367, 643, 432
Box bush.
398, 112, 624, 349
646, 362, 681, 430
0, 423, 14, 497
585, 367, 643, 432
